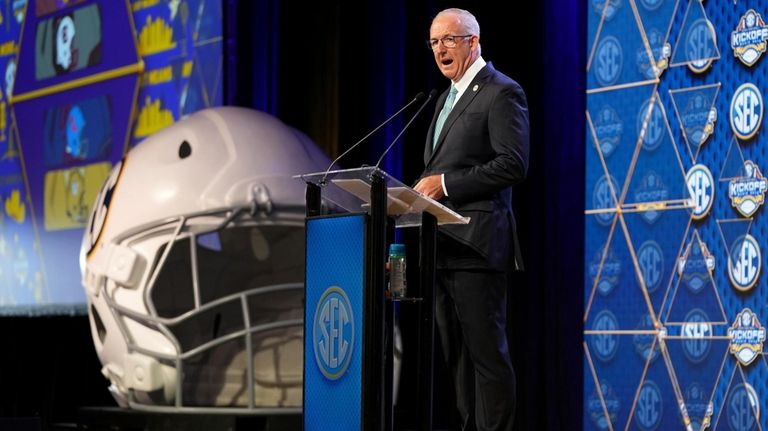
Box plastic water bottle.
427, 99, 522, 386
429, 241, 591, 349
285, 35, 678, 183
388, 243, 407, 298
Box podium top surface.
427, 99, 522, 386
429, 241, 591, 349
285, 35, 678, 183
294, 167, 469, 227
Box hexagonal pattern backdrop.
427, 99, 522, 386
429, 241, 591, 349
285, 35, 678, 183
585, 1, 768, 430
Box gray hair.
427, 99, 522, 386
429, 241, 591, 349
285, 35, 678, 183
434, 8, 481, 54
435, 8, 480, 37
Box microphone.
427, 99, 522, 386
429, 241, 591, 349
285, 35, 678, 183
374, 89, 437, 170
320, 91, 427, 185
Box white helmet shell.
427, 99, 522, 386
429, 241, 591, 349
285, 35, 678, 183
81, 107, 330, 410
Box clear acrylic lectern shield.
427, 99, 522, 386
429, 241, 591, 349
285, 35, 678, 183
294, 166, 469, 227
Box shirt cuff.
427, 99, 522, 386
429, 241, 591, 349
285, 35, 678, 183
441, 174, 448, 197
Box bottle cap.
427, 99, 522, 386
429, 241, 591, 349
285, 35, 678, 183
389, 243, 406, 256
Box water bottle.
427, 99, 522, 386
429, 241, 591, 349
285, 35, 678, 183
388, 243, 407, 298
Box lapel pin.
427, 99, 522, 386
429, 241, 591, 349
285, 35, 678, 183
473, 84, 479, 92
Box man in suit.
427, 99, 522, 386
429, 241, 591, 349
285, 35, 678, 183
413, 8, 529, 431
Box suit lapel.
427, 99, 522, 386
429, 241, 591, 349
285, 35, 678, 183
426, 64, 495, 168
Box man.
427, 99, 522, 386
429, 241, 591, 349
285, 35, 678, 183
413, 8, 529, 431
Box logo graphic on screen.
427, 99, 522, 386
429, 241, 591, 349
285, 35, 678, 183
730, 83, 763, 140
727, 383, 759, 431
634, 380, 662, 431
64, 167, 87, 223
728, 234, 761, 291
66, 105, 86, 156
137, 15, 177, 56
134, 96, 174, 138
638, 0, 662, 11
589, 247, 620, 296
590, 310, 619, 362
728, 308, 765, 366
55, 16, 75, 71
682, 309, 712, 364
679, 239, 715, 294
681, 95, 717, 147
686, 164, 714, 220
637, 98, 665, 151
44, 163, 110, 230
590, 0, 621, 21
5, 59, 15, 99
636, 28, 670, 80
687, 19, 716, 73
595, 36, 622, 87
83, 160, 123, 257
4, 189, 25, 223
633, 314, 660, 364
588, 380, 619, 431
637, 240, 663, 294
683, 382, 714, 431
635, 171, 668, 223
728, 160, 767, 218
593, 105, 623, 158
43, 96, 113, 167
313, 286, 355, 380
731, 10, 768, 67
34, 4, 102, 80
592, 174, 618, 226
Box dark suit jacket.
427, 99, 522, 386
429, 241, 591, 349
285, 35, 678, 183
422, 62, 529, 271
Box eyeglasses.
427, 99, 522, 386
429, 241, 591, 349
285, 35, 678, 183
426, 35, 472, 50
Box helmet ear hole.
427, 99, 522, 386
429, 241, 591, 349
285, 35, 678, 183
178, 140, 192, 159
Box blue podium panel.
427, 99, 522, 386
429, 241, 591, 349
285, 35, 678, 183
305, 214, 366, 431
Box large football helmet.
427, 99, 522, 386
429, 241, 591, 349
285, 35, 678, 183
80, 107, 331, 411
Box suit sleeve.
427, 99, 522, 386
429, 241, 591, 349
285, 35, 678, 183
443, 83, 530, 205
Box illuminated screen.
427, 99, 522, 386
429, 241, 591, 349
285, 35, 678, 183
34, 4, 102, 80
43, 96, 113, 167
3, 0, 223, 314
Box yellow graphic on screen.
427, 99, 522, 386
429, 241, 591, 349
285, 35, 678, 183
5, 189, 25, 223
0, 41, 14, 57
0, 101, 6, 142
145, 65, 172, 85
44, 163, 111, 231
134, 96, 174, 138
2, 127, 18, 160
132, 0, 160, 12
138, 15, 176, 56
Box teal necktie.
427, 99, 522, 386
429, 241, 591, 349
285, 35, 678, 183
433, 86, 458, 148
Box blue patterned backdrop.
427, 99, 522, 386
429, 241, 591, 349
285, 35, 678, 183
585, 0, 768, 429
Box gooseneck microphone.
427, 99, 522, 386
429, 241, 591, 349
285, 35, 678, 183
374, 89, 437, 170
320, 91, 427, 185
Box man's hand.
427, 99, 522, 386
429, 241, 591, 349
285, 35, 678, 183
414, 174, 445, 200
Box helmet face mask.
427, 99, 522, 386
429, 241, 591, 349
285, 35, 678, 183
81, 108, 328, 410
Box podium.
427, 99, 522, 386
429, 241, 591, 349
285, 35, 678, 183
296, 167, 467, 431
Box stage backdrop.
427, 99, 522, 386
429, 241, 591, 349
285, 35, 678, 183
585, 0, 768, 429
0, 0, 222, 315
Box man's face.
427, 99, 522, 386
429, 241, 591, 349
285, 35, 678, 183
430, 14, 477, 82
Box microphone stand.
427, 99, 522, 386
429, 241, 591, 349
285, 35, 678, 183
374, 90, 437, 170
319, 92, 426, 185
